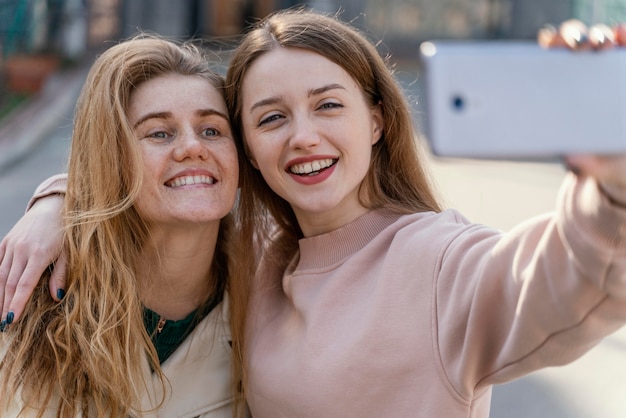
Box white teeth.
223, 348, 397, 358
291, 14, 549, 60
290, 158, 335, 175
166, 175, 215, 188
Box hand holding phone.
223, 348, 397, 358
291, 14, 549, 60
419, 40, 626, 160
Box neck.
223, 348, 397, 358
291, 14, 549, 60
138, 223, 220, 320
295, 202, 371, 237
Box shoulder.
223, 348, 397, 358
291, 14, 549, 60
386, 208, 490, 243
375, 209, 504, 265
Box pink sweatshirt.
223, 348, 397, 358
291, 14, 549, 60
245, 174, 626, 418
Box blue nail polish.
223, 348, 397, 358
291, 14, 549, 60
6, 312, 14, 325
0, 320, 6, 332
57, 289, 66, 300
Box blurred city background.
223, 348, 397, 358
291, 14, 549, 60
1, 1, 626, 417
2, 0, 626, 103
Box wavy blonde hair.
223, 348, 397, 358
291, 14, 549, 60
0, 35, 244, 417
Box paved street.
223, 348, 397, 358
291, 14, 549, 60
1, 62, 625, 418
0, 104, 72, 236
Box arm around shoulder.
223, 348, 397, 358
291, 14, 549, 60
26, 173, 68, 211
0, 173, 68, 326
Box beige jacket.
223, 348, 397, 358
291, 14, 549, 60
3, 298, 242, 418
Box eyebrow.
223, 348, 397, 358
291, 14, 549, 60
249, 83, 346, 113
133, 109, 229, 129
309, 83, 346, 97
249, 97, 281, 114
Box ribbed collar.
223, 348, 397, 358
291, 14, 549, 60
295, 209, 403, 271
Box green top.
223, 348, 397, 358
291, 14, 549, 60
143, 293, 223, 364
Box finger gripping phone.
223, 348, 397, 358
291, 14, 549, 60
419, 41, 626, 159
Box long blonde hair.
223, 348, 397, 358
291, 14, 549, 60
0, 35, 243, 417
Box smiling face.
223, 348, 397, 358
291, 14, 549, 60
241, 48, 383, 236
128, 73, 238, 229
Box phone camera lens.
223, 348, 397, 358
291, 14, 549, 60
451, 95, 464, 112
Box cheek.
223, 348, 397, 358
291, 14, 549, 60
135, 149, 165, 200
241, 122, 287, 174
362, 141, 376, 165
243, 134, 264, 169
139, 152, 162, 185
217, 141, 239, 171
249, 148, 273, 175
227, 140, 239, 161
133, 184, 157, 219
243, 139, 275, 182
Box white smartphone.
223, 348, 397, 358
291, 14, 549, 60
419, 41, 626, 160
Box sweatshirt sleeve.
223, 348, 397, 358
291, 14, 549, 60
26, 173, 68, 211
434, 172, 626, 399
559, 175, 626, 296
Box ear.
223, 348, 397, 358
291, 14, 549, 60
249, 157, 259, 170
371, 102, 384, 145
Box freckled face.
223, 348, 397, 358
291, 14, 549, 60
241, 48, 383, 237
128, 74, 238, 229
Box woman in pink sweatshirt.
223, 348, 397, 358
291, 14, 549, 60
2, 10, 626, 418
222, 11, 626, 417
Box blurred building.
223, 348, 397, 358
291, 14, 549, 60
115, 0, 626, 57
0, 0, 623, 166
1, 0, 625, 88
118, 0, 301, 39
328, 0, 626, 56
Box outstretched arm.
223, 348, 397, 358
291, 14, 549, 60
0, 175, 67, 329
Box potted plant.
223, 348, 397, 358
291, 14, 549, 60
4, 53, 60, 94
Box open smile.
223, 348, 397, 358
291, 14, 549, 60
165, 175, 216, 188
288, 158, 337, 176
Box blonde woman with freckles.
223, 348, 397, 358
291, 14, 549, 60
0, 35, 248, 417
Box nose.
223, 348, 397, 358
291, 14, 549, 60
289, 113, 321, 150
172, 128, 210, 161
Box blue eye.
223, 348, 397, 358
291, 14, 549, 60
203, 127, 219, 137
148, 131, 169, 139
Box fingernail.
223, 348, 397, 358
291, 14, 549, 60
6, 312, 14, 325
0, 320, 6, 332
538, 25, 558, 48
590, 24, 615, 49
57, 289, 66, 300
573, 32, 589, 48
561, 21, 590, 49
